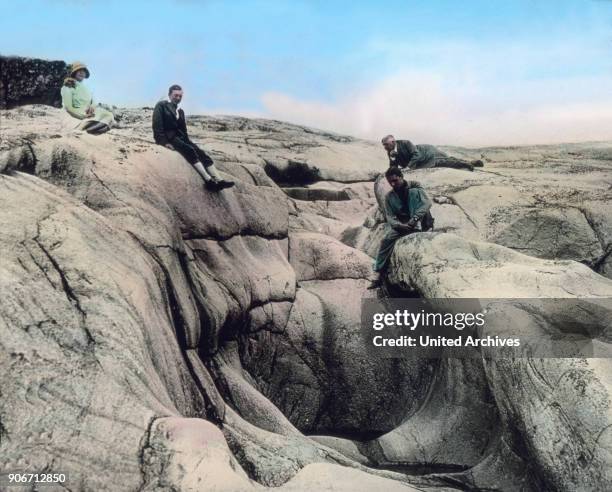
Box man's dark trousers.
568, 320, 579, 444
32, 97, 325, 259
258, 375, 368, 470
171, 136, 213, 167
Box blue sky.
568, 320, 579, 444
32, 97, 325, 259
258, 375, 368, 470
2, 0, 612, 145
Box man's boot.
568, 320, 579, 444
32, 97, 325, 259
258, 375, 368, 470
206, 164, 235, 190
205, 180, 221, 191
213, 177, 235, 190
367, 274, 384, 290
435, 157, 474, 171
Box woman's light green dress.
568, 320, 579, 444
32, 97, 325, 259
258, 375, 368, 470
60, 81, 114, 129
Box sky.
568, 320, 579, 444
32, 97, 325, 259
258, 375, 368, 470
2, 0, 612, 146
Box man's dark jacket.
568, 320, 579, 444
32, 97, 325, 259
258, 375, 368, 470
389, 140, 447, 169
389, 140, 418, 168
152, 100, 188, 146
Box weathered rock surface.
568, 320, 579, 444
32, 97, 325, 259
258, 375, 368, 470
0, 105, 441, 491
0, 173, 209, 490
2, 98, 612, 492
491, 207, 602, 262
371, 233, 612, 490
112, 109, 387, 183
239, 280, 436, 436
289, 232, 373, 281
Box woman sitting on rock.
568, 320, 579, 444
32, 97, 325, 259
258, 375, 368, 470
61, 61, 114, 135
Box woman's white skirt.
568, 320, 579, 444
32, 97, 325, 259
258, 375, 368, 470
60, 105, 115, 132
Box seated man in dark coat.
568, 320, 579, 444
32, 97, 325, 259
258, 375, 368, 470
152, 84, 234, 191
368, 166, 433, 289
382, 134, 483, 171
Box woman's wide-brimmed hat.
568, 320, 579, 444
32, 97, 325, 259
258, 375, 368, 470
69, 61, 90, 78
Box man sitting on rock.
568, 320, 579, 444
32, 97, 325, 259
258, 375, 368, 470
368, 166, 433, 289
382, 134, 483, 171
152, 84, 234, 191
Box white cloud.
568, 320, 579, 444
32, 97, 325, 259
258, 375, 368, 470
259, 67, 612, 147
259, 31, 612, 146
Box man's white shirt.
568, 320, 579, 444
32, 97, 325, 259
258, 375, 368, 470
168, 98, 181, 119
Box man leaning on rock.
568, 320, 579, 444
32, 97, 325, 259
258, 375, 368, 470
152, 84, 234, 192
368, 166, 433, 290
382, 134, 483, 171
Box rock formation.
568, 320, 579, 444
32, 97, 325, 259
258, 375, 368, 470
2, 98, 612, 491
0, 56, 67, 109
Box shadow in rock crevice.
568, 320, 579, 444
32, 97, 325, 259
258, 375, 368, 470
264, 160, 321, 186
